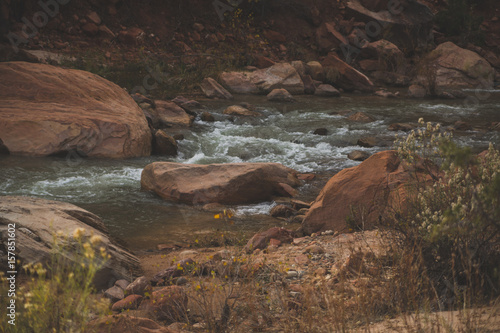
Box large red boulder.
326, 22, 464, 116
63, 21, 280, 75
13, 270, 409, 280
141, 162, 301, 205
322, 53, 374, 92
0, 62, 151, 158
302, 151, 429, 234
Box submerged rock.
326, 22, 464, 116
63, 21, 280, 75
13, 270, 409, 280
141, 162, 301, 205
0, 62, 151, 158
0, 196, 142, 289
314, 84, 340, 97
153, 130, 178, 156
223, 105, 262, 116
155, 101, 194, 128
267, 88, 296, 102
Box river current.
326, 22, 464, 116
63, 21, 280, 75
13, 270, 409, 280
1, 93, 499, 250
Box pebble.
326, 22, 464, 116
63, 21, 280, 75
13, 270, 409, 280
287, 270, 298, 278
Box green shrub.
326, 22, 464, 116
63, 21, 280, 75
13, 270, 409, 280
0, 228, 111, 332
393, 119, 500, 308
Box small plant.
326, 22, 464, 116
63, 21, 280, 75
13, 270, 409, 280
0, 228, 111, 332
393, 118, 500, 309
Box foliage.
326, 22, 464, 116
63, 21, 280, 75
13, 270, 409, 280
435, 0, 484, 44
393, 118, 500, 307
0, 228, 111, 332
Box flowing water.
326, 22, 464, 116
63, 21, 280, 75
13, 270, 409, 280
1, 92, 499, 250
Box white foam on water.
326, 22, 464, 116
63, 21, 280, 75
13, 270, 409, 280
236, 202, 277, 216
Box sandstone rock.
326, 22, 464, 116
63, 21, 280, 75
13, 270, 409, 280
314, 84, 340, 97
0, 62, 151, 158
219, 72, 259, 94
141, 162, 300, 205
114, 279, 130, 290
99, 25, 115, 38
223, 105, 261, 117
112, 294, 143, 312
263, 30, 287, 43
348, 150, 370, 161
0, 138, 9, 155
302, 151, 431, 234
250, 63, 305, 94
193, 23, 204, 32
275, 183, 296, 198
298, 173, 316, 181
87, 11, 101, 25
0, 196, 142, 289
291, 199, 311, 210
125, 276, 150, 296
153, 130, 178, 156
348, 111, 375, 122
155, 101, 194, 127
291, 60, 306, 77
375, 89, 397, 98
322, 53, 374, 92
429, 42, 495, 89
302, 75, 316, 94
305, 61, 325, 81
244, 227, 294, 252
388, 123, 414, 132
315, 22, 348, 53
270, 204, 296, 218
88, 315, 174, 333
303, 245, 325, 254
139, 286, 188, 322
253, 55, 276, 69
82, 22, 99, 36
359, 59, 379, 72
357, 136, 377, 147
269, 238, 282, 247
200, 111, 215, 122
407, 84, 428, 98
118, 27, 145, 45
267, 88, 296, 102
105, 286, 125, 303
363, 39, 405, 72
199, 78, 233, 99
346, 0, 434, 53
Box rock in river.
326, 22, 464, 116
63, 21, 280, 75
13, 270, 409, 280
0, 62, 151, 158
0, 196, 142, 289
141, 162, 301, 205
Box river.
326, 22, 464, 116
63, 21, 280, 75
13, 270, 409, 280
1, 92, 499, 250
